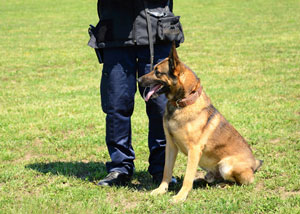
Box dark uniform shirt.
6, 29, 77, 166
89, 0, 185, 49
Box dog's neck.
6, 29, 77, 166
170, 85, 203, 108
169, 64, 202, 107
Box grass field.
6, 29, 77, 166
1, 0, 300, 213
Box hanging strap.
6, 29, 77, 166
143, 0, 154, 71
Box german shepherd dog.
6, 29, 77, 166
138, 43, 262, 203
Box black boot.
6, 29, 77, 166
97, 171, 131, 186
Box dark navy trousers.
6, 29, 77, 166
100, 44, 171, 176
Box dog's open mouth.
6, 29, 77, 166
143, 84, 163, 102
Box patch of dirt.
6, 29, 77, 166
95, 145, 107, 154
61, 129, 87, 139
279, 187, 300, 199
270, 138, 280, 144
62, 130, 76, 140
33, 137, 43, 146
14, 153, 45, 164
86, 124, 96, 130
24, 153, 34, 161
255, 181, 264, 191
282, 191, 300, 198
105, 191, 139, 212
121, 199, 138, 212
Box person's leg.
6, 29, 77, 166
136, 44, 171, 176
100, 47, 137, 177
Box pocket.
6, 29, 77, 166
157, 16, 184, 43
100, 63, 112, 113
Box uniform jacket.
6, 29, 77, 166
88, 0, 184, 49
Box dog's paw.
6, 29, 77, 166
171, 194, 187, 203
204, 171, 216, 183
150, 187, 167, 196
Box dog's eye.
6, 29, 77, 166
155, 69, 162, 77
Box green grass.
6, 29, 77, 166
0, 0, 299, 213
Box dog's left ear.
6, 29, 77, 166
169, 41, 180, 71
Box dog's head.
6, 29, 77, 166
138, 42, 183, 101
138, 42, 199, 101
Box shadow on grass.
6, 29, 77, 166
129, 173, 232, 192
193, 177, 234, 189
25, 161, 170, 191
26, 162, 230, 192
26, 161, 107, 182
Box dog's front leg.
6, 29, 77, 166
151, 139, 178, 196
172, 145, 202, 203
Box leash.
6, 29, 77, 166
143, 0, 154, 71
170, 86, 203, 108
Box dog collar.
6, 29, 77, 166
171, 86, 203, 108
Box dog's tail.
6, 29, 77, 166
254, 159, 263, 173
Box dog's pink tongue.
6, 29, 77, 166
144, 85, 161, 102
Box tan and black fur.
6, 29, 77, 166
138, 43, 262, 203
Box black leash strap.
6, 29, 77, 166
143, 0, 154, 71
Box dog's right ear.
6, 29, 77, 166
169, 41, 180, 72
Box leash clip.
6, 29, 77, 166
175, 99, 181, 108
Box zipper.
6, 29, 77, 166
132, 19, 137, 45
132, 2, 137, 45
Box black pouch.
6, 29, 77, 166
88, 25, 104, 64
146, 7, 184, 44
157, 16, 184, 43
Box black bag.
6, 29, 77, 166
146, 8, 184, 44
157, 16, 184, 43
144, 0, 184, 70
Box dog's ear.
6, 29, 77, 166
169, 41, 180, 71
